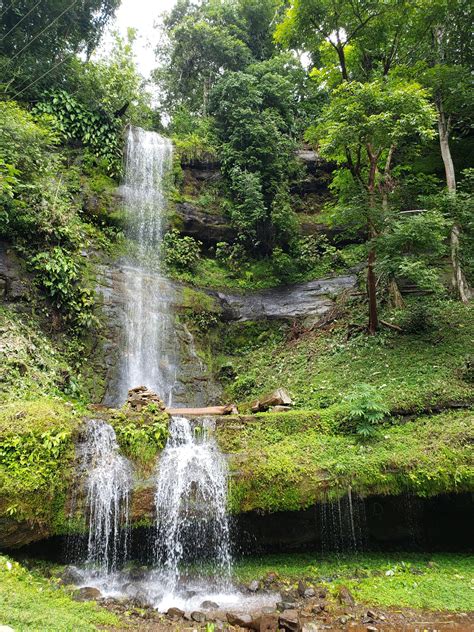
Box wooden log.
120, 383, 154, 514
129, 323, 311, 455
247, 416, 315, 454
166, 405, 237, 416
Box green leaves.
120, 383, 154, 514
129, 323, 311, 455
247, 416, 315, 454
34, 90, 122, 178
30, 247, 97, 328
344, 384, 389, 439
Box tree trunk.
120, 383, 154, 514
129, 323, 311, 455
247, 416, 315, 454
437, 98, 472, 302
367, 247, 378, 334
388, 277, 404, 309
366, 151, 379, 334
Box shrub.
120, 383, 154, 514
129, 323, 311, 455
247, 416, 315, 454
163, 230, 202, 272
397, 298, 439, 334
344, 384, 389, 439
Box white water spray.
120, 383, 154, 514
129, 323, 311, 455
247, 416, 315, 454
115, 126, 176, 405
80, 420, 132, 574
154, 417, 232, 599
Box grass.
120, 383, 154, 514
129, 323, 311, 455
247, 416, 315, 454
233, 552, 474, 612
222, 299, 474, 412
0, 555, 120, 631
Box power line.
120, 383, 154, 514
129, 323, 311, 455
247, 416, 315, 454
11, 31, 99, 99
10, 0, 80, 62
0, 0, 17, 19
1, 0, 42, 41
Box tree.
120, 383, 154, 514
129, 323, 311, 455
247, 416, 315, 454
210, 57, 302, 252
154, 0, 279, 117
0, 0, 119, 99
309, 79, 436, 332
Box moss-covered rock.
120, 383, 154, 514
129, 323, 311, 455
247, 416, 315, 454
215, 408, 474, 513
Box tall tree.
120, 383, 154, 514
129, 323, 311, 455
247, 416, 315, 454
0, 0, 119, 99
308, 79, 436, 332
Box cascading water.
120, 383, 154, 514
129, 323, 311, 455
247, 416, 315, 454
79, 420, 132, 575
113, 126, 177, 406
153, 416, 232, 607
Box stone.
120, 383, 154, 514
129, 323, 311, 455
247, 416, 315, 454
277, 602, 297, 612
366, 627, 378, 632
251, 389, 293, 413
226, 612, 253, 627
279, 609, 300, 632
73, 587, 102, 601
167, 607, 185, 620
58, 565, 83, 586
217, 274, 357, 322
191, 611, 207, 623
311, 604, 324, 614
269, 405, 291, 412
336, 585, 355, 607
263, 571, 279, 587
174, 202, 235, 246
127, 386, 166, 411
297, 580, 307, 597
248, 579, 260, 592
301, 623, 321, 632
201, 600, 220, 610
128, 566, 149, 581
303, 588, 316, 599
257, 613, 279, 632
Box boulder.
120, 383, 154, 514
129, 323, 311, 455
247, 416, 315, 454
174, 202, 235, 246
279, 609, 300, 632
201, 600, 220, 610
216, 274, 357, 322
277, 602, 298, 612
336, 585, 355, 607
191, 611, 207, 623
127, 386, 166, 411
297, 580, 307, 597
58, 565, 83, 586
247, 579, 260, 592
226, 612, 253, 627
167, 607, 185, 620
251, 389, 293, 413
73, 587, 102, 602
253, 613, 279, 632
303, 588, 316, 599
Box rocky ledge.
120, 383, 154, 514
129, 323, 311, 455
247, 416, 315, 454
215, 275, 357, 321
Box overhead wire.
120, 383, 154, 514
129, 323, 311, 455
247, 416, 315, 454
1, 0, 42, 41
0, 0, 18, 20
11, 30, 99, 99
9, 0, 80, 62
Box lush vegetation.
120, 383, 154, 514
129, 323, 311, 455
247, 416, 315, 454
218, 408, 473, 512
0, 0, 473, 622
0, 555, 119, 631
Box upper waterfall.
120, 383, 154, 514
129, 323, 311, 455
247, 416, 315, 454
112, 126, 177, 406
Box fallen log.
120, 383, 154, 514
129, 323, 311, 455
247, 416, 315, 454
166, 404, 238, 416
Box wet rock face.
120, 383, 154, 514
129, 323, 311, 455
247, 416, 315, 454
174, 202, 235, 246
0, 241, 32, 303
97, 263, 222, 407
216, 275, 357, 321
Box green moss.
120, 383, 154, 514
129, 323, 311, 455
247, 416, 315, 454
0, 555, 120, 631
109, 407, 169, 470
0, 399, 79, 538
218, 409, 473, 513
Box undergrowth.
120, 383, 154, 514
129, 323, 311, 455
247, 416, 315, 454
0, 555, 119, 631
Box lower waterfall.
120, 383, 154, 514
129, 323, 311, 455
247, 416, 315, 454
80, 419, 132, 575
153, 417, 232, 606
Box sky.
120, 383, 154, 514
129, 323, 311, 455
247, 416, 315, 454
100, 0, 177, 78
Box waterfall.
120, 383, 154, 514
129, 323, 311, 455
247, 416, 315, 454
80, 420, 132, 574
154, 417, 232, 597
114, 126, 177, 406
